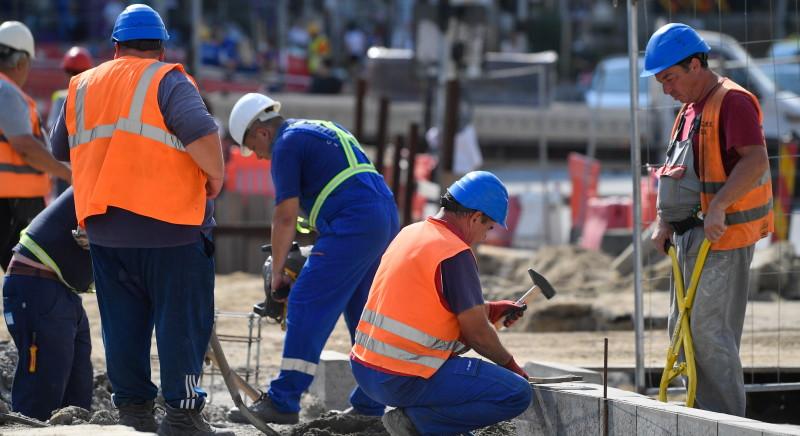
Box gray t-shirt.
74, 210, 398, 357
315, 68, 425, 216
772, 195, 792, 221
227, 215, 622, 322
50, 67, 219, 248
0, 79, 32, 137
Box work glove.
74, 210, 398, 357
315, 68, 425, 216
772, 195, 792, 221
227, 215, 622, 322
503, 357, 529, 379
487, 300, 527, 328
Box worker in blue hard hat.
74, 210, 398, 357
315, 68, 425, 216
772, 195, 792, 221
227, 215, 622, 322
643, 23, 772, 416
350, 170, 532, 436
48, 4, 228, 435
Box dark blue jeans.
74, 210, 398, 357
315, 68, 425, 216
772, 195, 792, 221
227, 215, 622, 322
352, 357, 532, 436
90, 239, 215, 410
2, 274, 93, 421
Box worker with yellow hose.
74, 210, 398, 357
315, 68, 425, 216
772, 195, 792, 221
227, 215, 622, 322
643, 23, 773, 416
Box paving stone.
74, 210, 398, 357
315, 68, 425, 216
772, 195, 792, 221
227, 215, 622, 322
523, 361, 603, 384
307, 350, 356, 412
607, 399, 637, 436
636, 404, 678, 436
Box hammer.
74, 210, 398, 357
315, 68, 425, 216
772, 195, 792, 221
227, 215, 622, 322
494, 268, 558, 330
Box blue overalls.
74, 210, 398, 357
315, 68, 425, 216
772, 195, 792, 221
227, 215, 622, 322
267, 120, 399, 415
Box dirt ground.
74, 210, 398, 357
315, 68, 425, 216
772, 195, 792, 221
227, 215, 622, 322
1, 243, 799, 435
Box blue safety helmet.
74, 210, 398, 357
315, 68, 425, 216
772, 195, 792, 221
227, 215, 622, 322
641, 23, 710, 77
111, 4, 169, 42
447, 171, 509, 228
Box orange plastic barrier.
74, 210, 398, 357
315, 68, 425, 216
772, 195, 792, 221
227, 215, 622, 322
568, 153, 600, 230
224, 147, 274, 196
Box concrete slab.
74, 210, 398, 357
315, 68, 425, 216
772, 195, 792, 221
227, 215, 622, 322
607, 399, 637, 436
718, 422, 764, 436
3, 424, 152, 435
636, 404, 678, 436
523, 361, 604, 384
307, 350, 356, 412
677, 414, 718, 436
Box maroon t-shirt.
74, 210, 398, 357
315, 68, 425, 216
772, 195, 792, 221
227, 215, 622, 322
679, 86, 765, 176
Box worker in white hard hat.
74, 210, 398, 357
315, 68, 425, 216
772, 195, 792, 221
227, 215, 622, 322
226, 93, 399, 424
0, 21, 71, 271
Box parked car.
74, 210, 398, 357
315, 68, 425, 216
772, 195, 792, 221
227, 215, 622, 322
585, 30, 800, 144
584, 56, 650, 108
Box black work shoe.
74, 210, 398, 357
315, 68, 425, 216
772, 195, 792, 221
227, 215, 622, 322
117, 400, 158, 433
382, 408, 419, 436
157, 404, 234, 436
226, 394, 299, 425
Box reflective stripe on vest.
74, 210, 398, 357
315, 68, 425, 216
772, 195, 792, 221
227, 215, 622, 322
18, 231, 78, 292
354, 330, 447, 370
698, 78, 774, 250
359, 308, 463, 352
0, 73, 50, 198
68, 62, 184, 152
296, 120, 378, 230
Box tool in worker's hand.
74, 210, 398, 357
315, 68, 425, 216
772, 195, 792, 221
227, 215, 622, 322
208, 331, 280, 436
252, 242, 309, 330
494, 268, 557, 330
658, 238, 711, 408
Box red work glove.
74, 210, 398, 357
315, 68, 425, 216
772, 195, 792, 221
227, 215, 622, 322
503, 357, 529, 379
487, 300, 527, 327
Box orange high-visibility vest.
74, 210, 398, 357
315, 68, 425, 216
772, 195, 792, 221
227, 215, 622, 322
0, 72, 50, 198
694, 78, 774, 250
352, 218, 470, 378
65, 57, 206, 227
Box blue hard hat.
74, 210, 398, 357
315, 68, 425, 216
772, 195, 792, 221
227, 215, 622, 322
447, 171, 509, 228
111, 4, 169, 42
641, 23, 709, 77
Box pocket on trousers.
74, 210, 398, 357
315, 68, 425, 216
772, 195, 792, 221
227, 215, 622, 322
453, 357, 480, 377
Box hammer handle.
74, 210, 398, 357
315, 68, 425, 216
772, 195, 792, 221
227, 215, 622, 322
493, 285, 541, 330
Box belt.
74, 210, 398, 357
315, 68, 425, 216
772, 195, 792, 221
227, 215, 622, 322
6, 260, 60, 282
669, 215, 704, 236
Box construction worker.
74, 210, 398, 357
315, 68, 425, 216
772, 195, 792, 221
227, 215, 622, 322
644, 23, 773, 416
2, 187, 93, 421
350, 171, 532, 436
47, 46, 94, 132
0, 21, 72, 271
47, 46, 94, 197
227, 93, 399, 423
48, 4, 229, 435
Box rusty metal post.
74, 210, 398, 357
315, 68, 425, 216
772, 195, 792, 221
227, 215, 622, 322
403, 123, 419, 227
375, 96, 390, 175
440, 79, 460, 187
353, 78, 367, 140
391, 134, 404, 205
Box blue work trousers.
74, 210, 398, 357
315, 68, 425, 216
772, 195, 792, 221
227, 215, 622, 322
351, 357, 532, 436
90, 239, 215, 410
2, 274, 93, 421
267, 198, 399, 415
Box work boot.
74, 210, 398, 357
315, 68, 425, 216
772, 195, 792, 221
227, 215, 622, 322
226, 394, 299, 425
382, 408, 419, 436
117, 400, 158, 433
157, 404, 235, 436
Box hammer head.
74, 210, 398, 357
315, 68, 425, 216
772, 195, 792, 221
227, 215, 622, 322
528, 268, 557, 299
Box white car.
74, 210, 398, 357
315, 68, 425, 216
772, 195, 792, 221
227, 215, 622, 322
586, 30, 800, 143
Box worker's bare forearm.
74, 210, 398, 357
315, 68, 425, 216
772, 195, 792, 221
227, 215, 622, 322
708, 145, 769, 212
458, 305, 513, 365
186, 132, 225, 182
9, 135, 71, 182
270, 198, 300, 273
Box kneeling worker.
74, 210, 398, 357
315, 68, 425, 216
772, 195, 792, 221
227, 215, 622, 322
2, 187, 93, 421
351, 171, 533, 436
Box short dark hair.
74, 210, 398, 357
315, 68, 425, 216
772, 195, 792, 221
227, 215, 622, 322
117, 39, 163, 51
677, 52, 708, 70
440, 191, 490, 223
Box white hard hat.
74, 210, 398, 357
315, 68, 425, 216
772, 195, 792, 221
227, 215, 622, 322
0, 21, 35, 59
229, 93, 281, 155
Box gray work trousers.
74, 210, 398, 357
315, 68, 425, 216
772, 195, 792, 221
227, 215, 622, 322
668, 226, 754, 416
